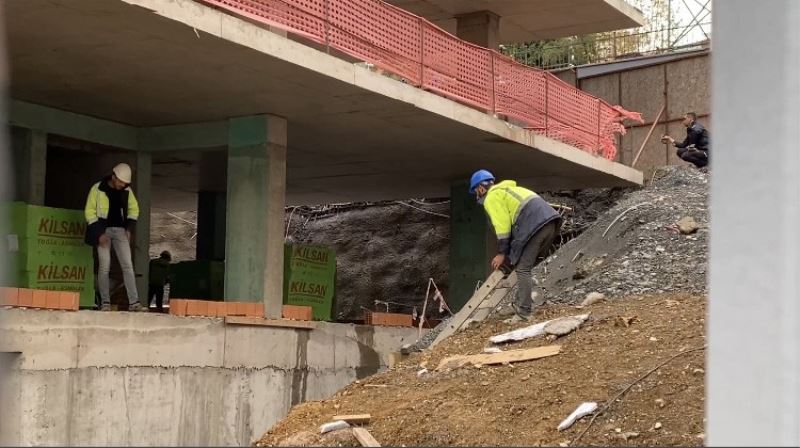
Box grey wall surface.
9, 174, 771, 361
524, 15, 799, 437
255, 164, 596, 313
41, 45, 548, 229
0, 309, 418, 446
709, 1, 800, 446
577, 52, 710, 175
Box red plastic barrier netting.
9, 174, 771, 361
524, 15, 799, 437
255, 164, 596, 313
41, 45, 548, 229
197, 0, 642, 160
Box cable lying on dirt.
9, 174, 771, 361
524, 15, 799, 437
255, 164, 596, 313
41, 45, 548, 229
569, 345, 707, 446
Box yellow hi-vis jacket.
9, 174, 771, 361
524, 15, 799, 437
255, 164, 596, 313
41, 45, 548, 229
482, 180, 560, 264
83, 177, 140, 245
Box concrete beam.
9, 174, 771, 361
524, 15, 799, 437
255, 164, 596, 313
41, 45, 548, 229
134, 152, 152, 301
8, 100, 138, 150
225, 115, 287, 320
138, 120, 228, 151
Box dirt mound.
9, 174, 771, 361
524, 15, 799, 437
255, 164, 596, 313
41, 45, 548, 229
256, 293, 706, 447
536, 166, 708, 304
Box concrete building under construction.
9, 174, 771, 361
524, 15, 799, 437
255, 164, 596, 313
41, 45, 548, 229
0, 0, 646, 445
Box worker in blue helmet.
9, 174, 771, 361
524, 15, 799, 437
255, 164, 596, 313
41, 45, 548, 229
469, 169, 561, 321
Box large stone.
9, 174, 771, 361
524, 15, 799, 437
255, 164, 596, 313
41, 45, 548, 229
677, 216, 700, 234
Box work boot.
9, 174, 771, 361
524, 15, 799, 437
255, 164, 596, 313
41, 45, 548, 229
497, 303, 532, 322
128, 302, 149, 312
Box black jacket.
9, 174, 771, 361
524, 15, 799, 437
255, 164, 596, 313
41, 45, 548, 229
676, 121, 710, 152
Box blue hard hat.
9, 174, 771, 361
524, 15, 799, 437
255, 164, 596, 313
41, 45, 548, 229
469, 170, 495, 194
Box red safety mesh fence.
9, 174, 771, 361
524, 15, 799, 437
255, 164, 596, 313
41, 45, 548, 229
198, 0, 642, 160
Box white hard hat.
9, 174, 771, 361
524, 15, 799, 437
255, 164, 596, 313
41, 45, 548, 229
112, 163, 132, 184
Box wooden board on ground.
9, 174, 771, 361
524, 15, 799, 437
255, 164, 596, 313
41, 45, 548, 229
225, 316, 316, 330
430, 269, 506, 347
352, 427, 381, 447
436, 345, 562, 371
332, 414, 371, 425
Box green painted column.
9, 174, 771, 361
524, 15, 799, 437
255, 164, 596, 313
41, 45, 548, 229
11, 126, 46, 205
448, 181, 495, 311
225, 115, 287, 319
134, 152, 152, 302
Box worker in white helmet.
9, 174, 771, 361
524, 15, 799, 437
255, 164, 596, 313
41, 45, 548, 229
84, 163, 147, 312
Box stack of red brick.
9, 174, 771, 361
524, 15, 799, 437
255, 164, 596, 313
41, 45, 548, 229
170, 300, 313, 321
0, 287, 80, 311
363, 310, 414, 327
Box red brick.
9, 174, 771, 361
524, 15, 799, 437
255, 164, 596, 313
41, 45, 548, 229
282, 305, 313, 321
0, 287, 19, 307
254, 303, 264, 318
45, 291, 60, 309
17, 289, 33, 307
196, 300, 209, 317
170, 299, 187, 316
369, 312, 413, 327
185, 300, 199, 316
32, 290, 47, 308
59, 292, 79, 311
235, 302, 248, 316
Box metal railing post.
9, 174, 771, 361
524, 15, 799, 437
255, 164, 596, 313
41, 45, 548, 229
544, 75, 549, 135
596, 99, 602, 154
490, 51, 496, 114
419, 18, 425, 87
324, 0, 330, 54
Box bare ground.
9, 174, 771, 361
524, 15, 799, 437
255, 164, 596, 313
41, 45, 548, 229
257, 293, 706, 447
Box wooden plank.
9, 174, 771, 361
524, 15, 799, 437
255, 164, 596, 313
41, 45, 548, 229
224, 316, 316, 330
332, 414, 371, 425
352, 427, 381, 447
430, 269, 506, 347
436, 345, 562, 371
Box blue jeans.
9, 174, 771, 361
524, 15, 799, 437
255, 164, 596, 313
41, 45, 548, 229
97, 227, 139, 306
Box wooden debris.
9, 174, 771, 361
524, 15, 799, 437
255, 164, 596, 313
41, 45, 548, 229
332, 414, 371, 425
352, 427, 381, 447
435, 345, 561, 371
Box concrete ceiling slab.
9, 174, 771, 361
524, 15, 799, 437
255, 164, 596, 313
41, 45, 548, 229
386, 0, 645, 43
6, 0, 641, 209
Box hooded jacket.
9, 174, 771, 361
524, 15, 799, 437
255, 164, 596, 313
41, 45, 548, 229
84, 175, 139, 245
482, 180, 561, 264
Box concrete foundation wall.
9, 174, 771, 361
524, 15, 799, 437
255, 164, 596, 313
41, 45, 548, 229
0, 309, 418, 446
577, 52, 711, 175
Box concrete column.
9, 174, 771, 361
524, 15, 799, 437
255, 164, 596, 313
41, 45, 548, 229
455, 11, 500, 49
11, 127, 46, 205
134, 152, 152, 300
225, 115, 287, 319
197, 151, 227, 261
448, 181, 494, 311
709, 1, 800, 445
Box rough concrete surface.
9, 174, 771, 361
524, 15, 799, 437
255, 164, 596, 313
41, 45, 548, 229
0, 309, 419, 446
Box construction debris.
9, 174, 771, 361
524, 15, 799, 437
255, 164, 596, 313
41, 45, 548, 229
579, 292, 606, 307
319, 420, 350, 434
331, 414, 370, 425
352, 427, 381, 447
544, 315, 589, 336
557, 402, 598, 431
435, 345, 561, 371
533, 167, 708, 304
676, 216, 700, 234
489, 314, 590, 344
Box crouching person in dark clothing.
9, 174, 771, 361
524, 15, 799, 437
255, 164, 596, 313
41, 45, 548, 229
469, 169, 561, 322
662, 112, 710, 169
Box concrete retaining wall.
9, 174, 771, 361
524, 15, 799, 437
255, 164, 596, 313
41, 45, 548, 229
0, 309, 418, 446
